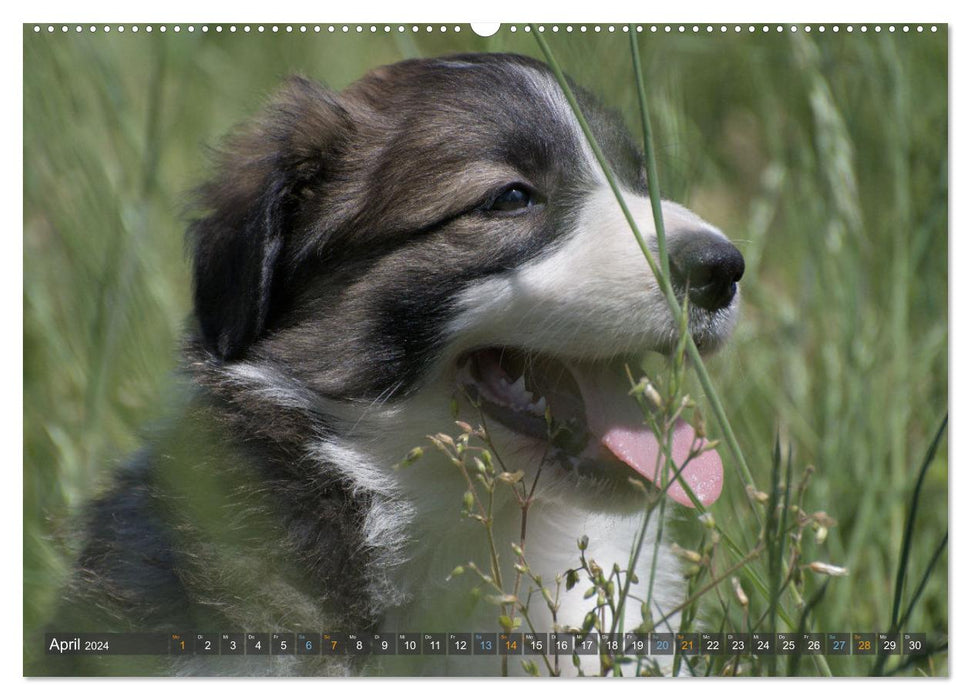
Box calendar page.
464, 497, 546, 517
23, 20, 948, 679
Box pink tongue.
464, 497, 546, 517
571, 364, 723, 508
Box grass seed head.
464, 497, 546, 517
732, 576, 749, 607
746, 484, 770, 503
814, 525, 829, 545
808, 561, 848, 577
496, 469, 525, 484
432, 432, 455, 448
671, 543, 702, 563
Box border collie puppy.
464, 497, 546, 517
52, 53, 743, 676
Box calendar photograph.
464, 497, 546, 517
23, 21, 948, 677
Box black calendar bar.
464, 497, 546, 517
44, 631, 936, 656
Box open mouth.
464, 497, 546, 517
456, 348, 723, 507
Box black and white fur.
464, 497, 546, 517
47, 53, 743, 676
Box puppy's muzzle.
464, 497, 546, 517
669, 231, 745, 311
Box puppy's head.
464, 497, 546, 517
189, 54, 743, 506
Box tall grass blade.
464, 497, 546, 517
764, 431, 784, 676
870, 414, 946, 677
531, 28, 760, 525
872, 531, 948, 677
787, 580, 830, 676
899, 532, 947, 632
628, 29, 671, 283
890, 414, 947, 629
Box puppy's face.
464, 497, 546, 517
191, 54, 742, 506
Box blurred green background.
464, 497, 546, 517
24, 24, 947, 675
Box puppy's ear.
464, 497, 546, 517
189, 77, 351, 360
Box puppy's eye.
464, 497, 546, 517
489, 185, 540, 212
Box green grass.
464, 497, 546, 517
23, 25, 947, 676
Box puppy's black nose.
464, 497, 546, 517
668, 231, 745, 311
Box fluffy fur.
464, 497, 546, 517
42, 53, 743, 676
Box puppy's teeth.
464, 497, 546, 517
527, 396, 547, 415
511, 376, 527, 396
